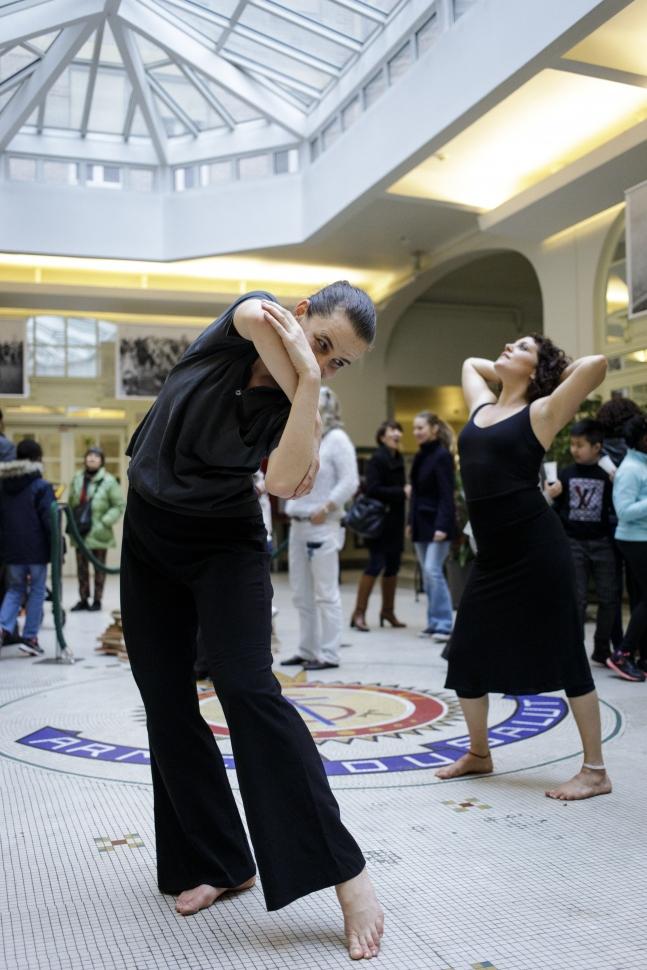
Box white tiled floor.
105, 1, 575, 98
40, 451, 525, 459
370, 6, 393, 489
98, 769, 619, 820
1, 573, 646, 970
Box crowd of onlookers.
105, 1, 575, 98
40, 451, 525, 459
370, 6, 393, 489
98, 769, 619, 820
2, 389, 646, 683
0, 409, 125, 655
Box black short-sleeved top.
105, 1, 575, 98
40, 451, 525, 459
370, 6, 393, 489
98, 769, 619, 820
126, 291, 290, 517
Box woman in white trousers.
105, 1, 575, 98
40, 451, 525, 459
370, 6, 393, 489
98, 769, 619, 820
282, 387, 359, 670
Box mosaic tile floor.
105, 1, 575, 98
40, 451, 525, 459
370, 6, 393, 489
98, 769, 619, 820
1, 574, 646, 970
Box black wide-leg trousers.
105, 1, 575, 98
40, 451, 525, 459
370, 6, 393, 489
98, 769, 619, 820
120, 489, 364, 912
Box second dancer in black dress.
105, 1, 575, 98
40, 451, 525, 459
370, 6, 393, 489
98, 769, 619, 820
438, 335, 612, 800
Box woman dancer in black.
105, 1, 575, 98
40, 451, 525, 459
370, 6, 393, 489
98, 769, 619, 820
437, 335, 612, 800
121, 283, 384, 960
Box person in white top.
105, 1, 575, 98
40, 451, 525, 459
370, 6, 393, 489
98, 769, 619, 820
282, 387, 359, 670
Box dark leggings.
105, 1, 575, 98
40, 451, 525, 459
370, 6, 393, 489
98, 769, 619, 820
616, 539, 647, 658
364, 539, 402, 578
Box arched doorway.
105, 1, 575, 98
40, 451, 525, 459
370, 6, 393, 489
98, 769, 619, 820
385, 251, 543, 449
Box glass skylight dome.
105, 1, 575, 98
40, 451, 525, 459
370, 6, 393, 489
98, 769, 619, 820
0, 0, 414, 170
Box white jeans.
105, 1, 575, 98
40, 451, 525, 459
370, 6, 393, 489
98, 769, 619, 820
288, 521, 343, 664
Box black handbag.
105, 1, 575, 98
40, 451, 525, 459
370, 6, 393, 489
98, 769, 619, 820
342, 495, 387, 540
71, 501, 93, 537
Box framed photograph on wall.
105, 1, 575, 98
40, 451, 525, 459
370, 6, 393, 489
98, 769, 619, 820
626, 178, 647, 319
116, 325, 193, 398
0, 318, 28, 397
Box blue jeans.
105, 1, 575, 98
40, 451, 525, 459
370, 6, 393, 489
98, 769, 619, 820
414, 540, 453, 633
0, 564, 48, 640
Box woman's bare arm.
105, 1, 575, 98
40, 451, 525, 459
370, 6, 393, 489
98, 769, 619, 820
257, 302, 322, 499
532, 355, 607, 447
234, 298, 299, 401
462, 358, 498, 415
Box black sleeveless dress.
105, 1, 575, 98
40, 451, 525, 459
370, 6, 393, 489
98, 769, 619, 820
445, 404, 594, 698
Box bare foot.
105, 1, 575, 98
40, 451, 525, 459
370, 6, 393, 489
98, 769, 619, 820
545, 767, 612, 801
335, 868, 384, 960
435, 751, 493, 779
175, 876, 256, 916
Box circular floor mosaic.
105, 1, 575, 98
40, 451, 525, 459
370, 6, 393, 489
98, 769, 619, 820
0, 666, 622, 789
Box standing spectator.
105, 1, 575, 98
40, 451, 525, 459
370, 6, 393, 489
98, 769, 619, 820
0, 408, 17, 616
0, 439, 54, 656
408, 411, 457, 643
597, 394, 643, 651
350, 420, 409, 631
0, 409, 16, 463
68, 447, 125, 612
597, 394, 642, 467
609, 413, 647, 681
282, 387, 359, 670
546, 420, 619, 669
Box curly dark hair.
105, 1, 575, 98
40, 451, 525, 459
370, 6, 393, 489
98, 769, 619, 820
525, 333, 571, 403
596, 395, 642, 437
623, 413, 647, 450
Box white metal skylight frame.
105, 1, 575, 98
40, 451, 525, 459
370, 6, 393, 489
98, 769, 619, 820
0, 0, 424, 167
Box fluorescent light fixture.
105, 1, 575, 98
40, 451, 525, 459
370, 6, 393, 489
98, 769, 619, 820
0, 252, 400, 304
564, 0, 647, 77
388, 70, 647, 210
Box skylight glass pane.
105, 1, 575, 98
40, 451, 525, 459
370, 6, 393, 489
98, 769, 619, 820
133, 33, 168, 65
155, 1, 224, 44
0, 48, 35, 81
88, 70, 130, 134
0, 90, 14, 111
129, 168, 155, 192
153, 93, 187, 137
363, 69, 385, 108
27, 31, 60, 54
286, 2, 377, 43
241, 7, 350, 70
203, 79, 262, 123
151, 70, 226, 132
223, 36, 330, 92
416, 15, 438, 55
43, 65, 87, 130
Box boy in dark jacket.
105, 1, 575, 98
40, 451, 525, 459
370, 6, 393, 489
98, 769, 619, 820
546, 419, 623, 672
0, 439, 55, 656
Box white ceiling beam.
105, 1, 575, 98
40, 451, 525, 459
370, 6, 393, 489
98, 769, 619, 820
110, 16, 168, 164
556, 58, 647, 90
0, 58, 40, 97
147, 73, 200, 137
0, 0, 105, 47
328, 0, 386, 24
0, 18, 99, 152
249, 0, 362, 52
80, 22, 104, 137
118, 0, 306, 136
123, 90, 137, 139
36, 96, 45, 133
6, 119, 295, 165
176, 62, 235, 130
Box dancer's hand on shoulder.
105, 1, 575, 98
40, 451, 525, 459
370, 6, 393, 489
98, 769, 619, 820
291, 452, 320, 498
261, 301, 320, 380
